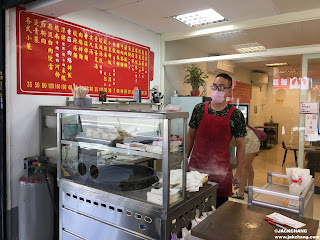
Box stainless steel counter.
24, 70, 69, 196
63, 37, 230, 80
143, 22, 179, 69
248, 172, 314, 218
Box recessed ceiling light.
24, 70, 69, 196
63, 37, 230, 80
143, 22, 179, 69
265, 63, 289, 67
173, 8, 227, 27
279, 70, 297, 74
233, 42, 266, 53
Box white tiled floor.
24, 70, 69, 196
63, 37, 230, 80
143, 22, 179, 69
230, 144, 320, 236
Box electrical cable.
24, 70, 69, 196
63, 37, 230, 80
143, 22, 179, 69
43, 171, 58, 216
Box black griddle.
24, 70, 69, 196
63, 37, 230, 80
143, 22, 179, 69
86, 164, 158, 191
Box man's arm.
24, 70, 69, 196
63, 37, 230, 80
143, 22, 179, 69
233, 136, 245, 189
187, 127, 196, 158
186, 103, 203, 158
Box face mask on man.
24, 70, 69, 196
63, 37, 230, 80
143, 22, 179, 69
211, 90, 225, 103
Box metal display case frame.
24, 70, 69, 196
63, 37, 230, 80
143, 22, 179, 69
39, 106, 61, 157
248, 172, 314, 218
55, 108, 218, 240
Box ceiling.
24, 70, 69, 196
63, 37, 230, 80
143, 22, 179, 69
172, 19, 320, 56
166, 18, 320, 75
24, 0, 320, 77
25, 0, 320, 33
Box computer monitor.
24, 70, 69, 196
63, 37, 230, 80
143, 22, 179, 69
230, 103, 249, 125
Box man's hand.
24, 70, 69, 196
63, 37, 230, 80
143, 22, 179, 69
234, 137, 245, 190
233, 171, 241, 190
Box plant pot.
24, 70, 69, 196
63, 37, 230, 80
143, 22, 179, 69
191, 90, 200, 96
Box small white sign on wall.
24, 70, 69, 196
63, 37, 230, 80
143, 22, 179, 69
300, 102, 318, 114
305, 114, 318, 135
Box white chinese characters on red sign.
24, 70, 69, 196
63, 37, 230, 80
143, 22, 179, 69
305, 114, 318, 136
273, 76, 289, 89
273, 77, 280, 88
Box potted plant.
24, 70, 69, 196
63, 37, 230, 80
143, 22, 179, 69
184, 64, 208, 96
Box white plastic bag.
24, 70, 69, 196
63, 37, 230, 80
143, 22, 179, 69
181, 227, 190, 240
165, 104, 182, 112
286, 168, 312, 193
191, 219, 198, 228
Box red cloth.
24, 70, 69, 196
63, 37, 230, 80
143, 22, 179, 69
189, 101, 235, 197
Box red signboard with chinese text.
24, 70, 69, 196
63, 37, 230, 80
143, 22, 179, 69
273, 77, 310, 90
273, 77, 290, 89
227, 81, 252, 103
17, 8, 153, 98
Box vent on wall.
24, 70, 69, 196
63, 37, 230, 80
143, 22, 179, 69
207, 61, 234, 74
251, 71, 268, 86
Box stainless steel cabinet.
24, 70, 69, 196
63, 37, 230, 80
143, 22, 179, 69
55, 108, 217, 240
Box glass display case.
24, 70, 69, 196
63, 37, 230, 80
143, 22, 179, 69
39, 106, 59, 165
56, 108, 218, 240
58, 109, 187, 207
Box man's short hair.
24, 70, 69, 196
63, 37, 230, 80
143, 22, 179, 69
216, 73, 232, 87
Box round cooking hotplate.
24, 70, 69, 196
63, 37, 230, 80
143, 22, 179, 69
87, 164, 158, 191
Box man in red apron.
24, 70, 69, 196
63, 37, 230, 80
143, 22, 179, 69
187, 73, 246, 208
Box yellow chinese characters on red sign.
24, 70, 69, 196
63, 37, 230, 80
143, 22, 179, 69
17, 7, 154, 99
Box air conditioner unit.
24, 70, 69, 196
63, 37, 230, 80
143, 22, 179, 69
207, 61, 234, 74
251, 71, 268, 86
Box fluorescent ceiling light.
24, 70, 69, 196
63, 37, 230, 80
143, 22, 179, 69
212, 30, 245, 39
173, 8, 227, 27
265, 63, 289, 67
233, 42, 266, 53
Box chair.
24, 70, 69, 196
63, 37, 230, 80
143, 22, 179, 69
282, 141, 298, 167
306, 141, 320, 178
266, 129, 276, 145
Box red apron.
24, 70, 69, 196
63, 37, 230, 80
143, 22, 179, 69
189, 101, 235, 197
